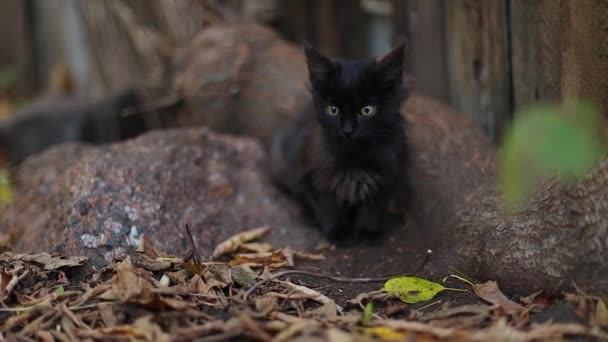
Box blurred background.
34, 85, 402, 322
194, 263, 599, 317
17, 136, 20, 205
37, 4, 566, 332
0, 0, 607, 149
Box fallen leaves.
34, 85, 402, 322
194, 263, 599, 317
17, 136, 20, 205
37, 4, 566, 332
1, 252, 88, 270
0, 235, 605, 341
0, 252, 87, 303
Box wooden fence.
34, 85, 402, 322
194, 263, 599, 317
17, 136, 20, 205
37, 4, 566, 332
1, 0, 607, 143
277, 0, 608, 142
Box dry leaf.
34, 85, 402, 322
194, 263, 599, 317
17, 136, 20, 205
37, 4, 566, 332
468, 318, 596, 341
280, 281, 343, 314
132, 316, 172, 342
212, 225, 272, 259
240, 242, 273, 253
595, 299, 608, 328
201, 266, 234, 294
75, 283, 112, 306
229, 250, 290, 268
0, 271, 17, 301
98, 303, 116, 327
189, 275, 209, 294
272, 319, 319, 342
325, 328, 353, 342
520, 289, 552, 311
35, 330, 54, 342
110, 258, 193, 310
254, 296, 278, 316
520, 289, 544, 306
2, 252, 87, 270
292, 250, 326, 261
112, 257, 150, 302
131, 253, 173, 272
78, 326, 150, 339
229, 248, 295, 269
417, 304, 491, 322
474, 281, 524, 314
230, 265, 257, 287
307, 301, 339, 321
136, 235, 162, 259
348, 290, 392, 307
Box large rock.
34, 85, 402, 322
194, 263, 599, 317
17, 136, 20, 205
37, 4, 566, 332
1, 128, 318, 266
170, 23, 310, 147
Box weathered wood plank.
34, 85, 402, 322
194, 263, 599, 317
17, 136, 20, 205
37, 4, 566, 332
394, 0, 449, 104
560, 0, 608, 113
0, 0, 31, 94
0, 1, 27, 68
510, 0, 563, 111
444, 0, 511, 142
510, 0, 608, 114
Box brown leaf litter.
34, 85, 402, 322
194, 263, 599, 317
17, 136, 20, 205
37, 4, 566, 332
0, 227, 606, 341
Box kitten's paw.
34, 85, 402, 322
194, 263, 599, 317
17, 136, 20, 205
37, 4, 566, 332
354, 209, 387, 240
318, 220, 359, 246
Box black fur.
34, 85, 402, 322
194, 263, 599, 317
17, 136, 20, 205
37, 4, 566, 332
271, 44, 409, 244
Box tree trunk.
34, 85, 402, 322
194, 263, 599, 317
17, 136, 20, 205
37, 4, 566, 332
454, 163, 608, 293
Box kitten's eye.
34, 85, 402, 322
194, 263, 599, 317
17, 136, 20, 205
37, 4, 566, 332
360, 105, 376, 116
325, 105, 340, 116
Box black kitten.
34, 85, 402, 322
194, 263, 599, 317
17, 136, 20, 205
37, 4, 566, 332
271, 43, 409, 243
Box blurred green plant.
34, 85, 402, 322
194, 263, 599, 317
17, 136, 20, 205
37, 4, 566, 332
0, 65, 19, 91
361, 302, 373, 325
499, 100, 606, 212
0, 169, 13, 204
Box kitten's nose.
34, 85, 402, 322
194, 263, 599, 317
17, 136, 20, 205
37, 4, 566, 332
341, 129, 354, 138
341, 121, 355, 138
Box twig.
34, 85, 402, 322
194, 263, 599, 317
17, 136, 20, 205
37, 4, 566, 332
183, 224, 201, 263
69, 302, 114, 311
414, 300, 442, 313
244, 249, 432, 300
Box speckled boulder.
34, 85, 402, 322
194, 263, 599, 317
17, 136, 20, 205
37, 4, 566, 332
0, 128, 318, 266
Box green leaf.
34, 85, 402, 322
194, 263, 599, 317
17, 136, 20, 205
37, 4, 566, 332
361, 302, 373, 325
0, 66, 18, 91
0, 169, 12, 204
55, 286, 65, 296
499, 100, 606, 211
383, 276, 461, 304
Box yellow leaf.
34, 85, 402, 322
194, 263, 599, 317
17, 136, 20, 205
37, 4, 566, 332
363, 326, 411, 341
382, 276, 464, 304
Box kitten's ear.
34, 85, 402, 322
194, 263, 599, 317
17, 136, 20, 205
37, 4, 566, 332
376, 43, 405, 85
304, 43, 336, 83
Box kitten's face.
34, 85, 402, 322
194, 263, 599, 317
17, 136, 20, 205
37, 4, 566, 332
304, 44, 406, 144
